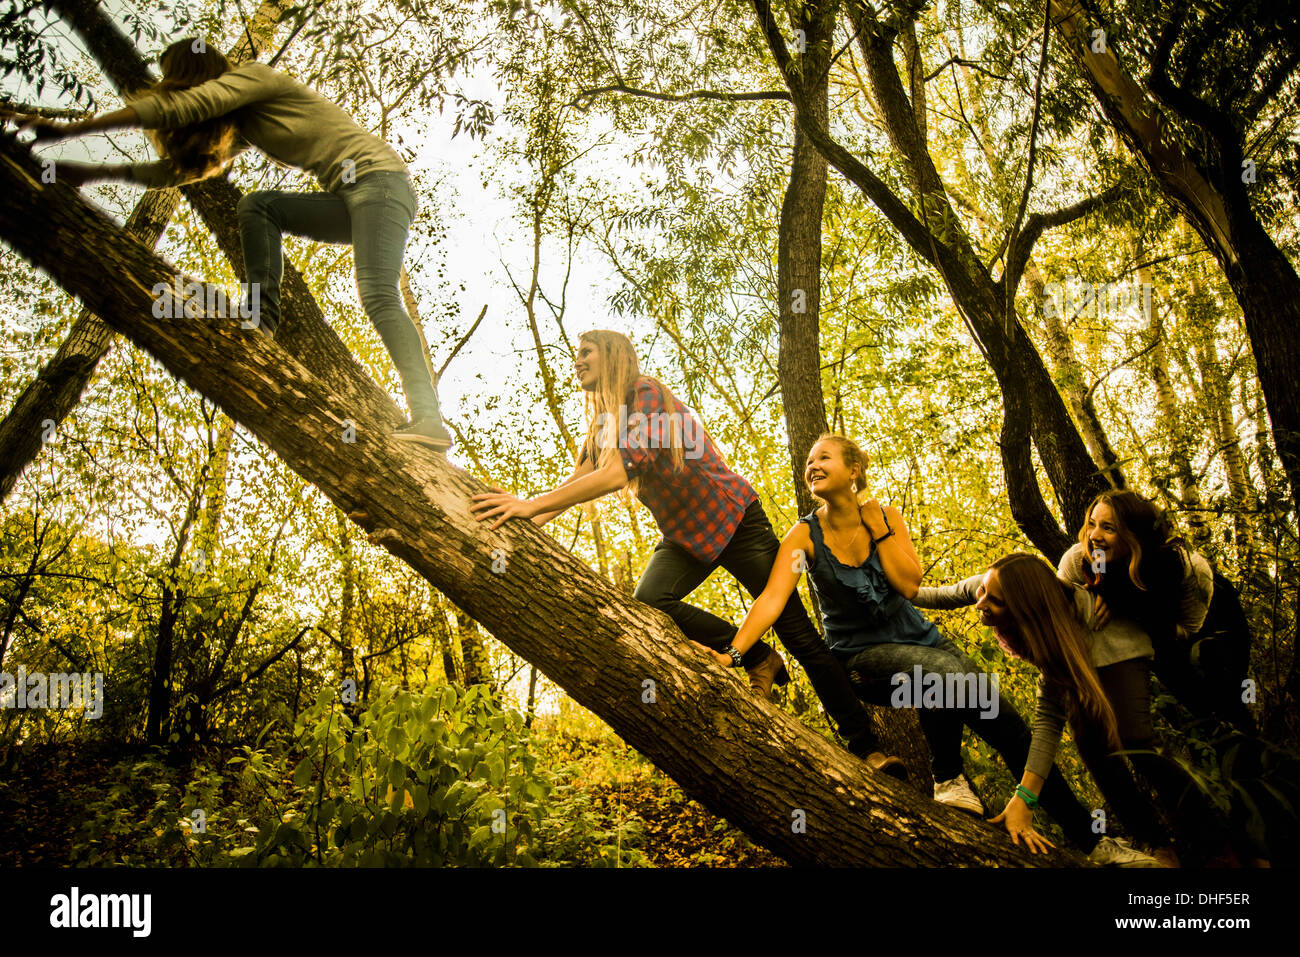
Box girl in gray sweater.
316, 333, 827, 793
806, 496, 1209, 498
8, 38, 449, 450
915, 552, 1183, 866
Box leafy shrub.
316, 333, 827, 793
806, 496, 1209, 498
73, 683, 555, 867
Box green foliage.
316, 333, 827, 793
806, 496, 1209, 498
72, 684, 556, 867
1158, 710, 1300, 866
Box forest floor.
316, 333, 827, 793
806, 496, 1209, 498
0, 716, 785, 867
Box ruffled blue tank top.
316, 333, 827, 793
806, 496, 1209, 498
800, 510, 941, 657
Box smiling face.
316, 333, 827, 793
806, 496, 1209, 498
804, 438, 860, 498
975, 568, 1011, 630
1084, 502, 1130, 564
574, 339, 602, 391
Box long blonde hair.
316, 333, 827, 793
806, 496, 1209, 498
578, 330, 687, 475
990, 553, 1121, 750
136, 38, 240, 181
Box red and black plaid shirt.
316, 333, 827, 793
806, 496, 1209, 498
594, 377, 756, 563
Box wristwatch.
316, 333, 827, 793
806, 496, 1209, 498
724, 645, 744, 668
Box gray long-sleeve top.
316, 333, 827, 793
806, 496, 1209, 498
1057, 542, 1213, 639
913, 573, 1151, 780
126, 62, 406, 192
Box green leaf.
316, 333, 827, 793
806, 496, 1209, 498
292, 757, 314, 789
469, 825, 493, 850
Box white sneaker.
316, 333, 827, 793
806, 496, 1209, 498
933, 776, 985, 816
1088, 837, 1162, 867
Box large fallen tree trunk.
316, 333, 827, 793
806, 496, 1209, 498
0, 134, 1076, 867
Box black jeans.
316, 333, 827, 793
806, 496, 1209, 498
846, 637, 1097, 850
633, 500, 881, 755
1072, 658, 1194, 849
1152, 633, 1256, 734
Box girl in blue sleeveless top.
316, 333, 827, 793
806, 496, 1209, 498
697, 434, 1096, 853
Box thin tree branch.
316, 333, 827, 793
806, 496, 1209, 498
572, 83, 790, 108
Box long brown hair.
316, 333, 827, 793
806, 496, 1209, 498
578, 330, 689, 475
1077, 489, 1186, 591
136, 38, 240, 181
990, 553, 1121, 749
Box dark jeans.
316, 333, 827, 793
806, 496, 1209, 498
1071, 658, 1199, 849
633, 500, 881, 756
846, 636, 1097, 850
1152, 633, 1256, 734
236, 170, 443, 421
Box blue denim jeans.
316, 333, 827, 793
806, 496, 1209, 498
236, 171, 442, 421
845, 636, 1097, 849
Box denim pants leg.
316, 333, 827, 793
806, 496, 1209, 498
236, 172, 442, 421
847, 639, 968, 780
717, 502, 881, 756
237, 189, 352, 333
632, 537, 775, 667
338, 171, 441, 421
848, 636, 1095, 847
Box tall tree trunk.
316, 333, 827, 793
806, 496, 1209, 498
520, 201, 610, 579
0, 135, 1075, 866
1025, 260, 1123, 487
776, 1, 833, 521
1185, 276, 1258, 571
770, 1, 928, 782
336, 512, 359, 704
456, 607, 493, 693
524, 665, 539, 730
752, 0, 1109, 560
1050, 0, 1300, 524
145, 474, 205, 746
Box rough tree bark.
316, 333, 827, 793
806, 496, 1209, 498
0, 134, 1076, 867
776, 0, 833, 522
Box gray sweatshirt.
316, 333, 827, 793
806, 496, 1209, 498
1057, 542, 1213, 640
912, 573, 1146, 781
126, 62, 406, 192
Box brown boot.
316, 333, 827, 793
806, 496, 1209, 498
746, 650, 788, 700
865, 752, 909, 782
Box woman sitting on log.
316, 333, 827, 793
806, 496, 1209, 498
470, 331, 903, 775
696, 434, 1100, 853
4, 37, 450, 449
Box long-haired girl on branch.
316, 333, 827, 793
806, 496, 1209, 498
1060, 490, 1252, 733
4, 37, 449, 450
471, 331, 903, 775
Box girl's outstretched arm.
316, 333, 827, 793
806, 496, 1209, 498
529, 455, 596, 526
471, 454, 624, 530
3, 107, 141, 142
704, 523, 813, 667
912, 574, 982, 609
